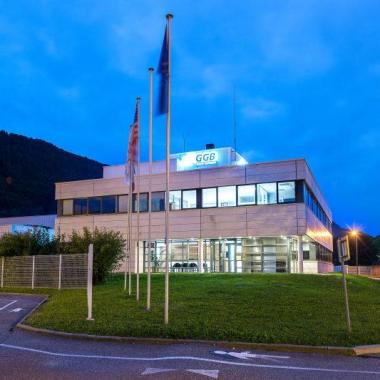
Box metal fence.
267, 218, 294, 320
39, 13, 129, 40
0, 254, 87, 289
333, 265, 378, 276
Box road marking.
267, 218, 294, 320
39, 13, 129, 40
187, 369, 219, 378
141, 368, 175, 375
212, 350, 290, 360
0, 300, 17, 311
9, 308, 24, 313
0, 343, 380, 376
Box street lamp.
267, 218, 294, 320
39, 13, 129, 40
351, 230, 359, 275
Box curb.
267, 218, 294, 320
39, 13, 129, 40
17, 324, 355, 356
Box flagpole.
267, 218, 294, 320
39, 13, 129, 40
147, 68, 154, 310
164, 13, 173, 326
136, 97, 141, 301
128, 128, 133, 296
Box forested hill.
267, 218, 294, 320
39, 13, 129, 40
0, 131, 105, 217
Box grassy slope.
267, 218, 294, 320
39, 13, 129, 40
2, 273, 380, 347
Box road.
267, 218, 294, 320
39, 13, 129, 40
0, 293, 379, 379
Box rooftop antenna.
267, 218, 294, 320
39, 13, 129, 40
233, 80, 237, 161
182, 132, 186, 152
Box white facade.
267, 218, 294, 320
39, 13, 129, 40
55, 148, 333, 274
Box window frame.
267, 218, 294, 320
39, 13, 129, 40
201, 187, 218, 209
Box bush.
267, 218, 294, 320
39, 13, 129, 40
62, 228, 126, 284
0, 227, 126, 285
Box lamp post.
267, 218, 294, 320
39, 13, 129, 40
351, 230, 359, 275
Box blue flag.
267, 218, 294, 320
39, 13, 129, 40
157, 26, 169, 115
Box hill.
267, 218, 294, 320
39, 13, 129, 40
0, 131, 105, 217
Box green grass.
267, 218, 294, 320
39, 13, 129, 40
2, 273, 380, 347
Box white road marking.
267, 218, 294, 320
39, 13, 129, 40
0, 343, 380, 376
212, 350, 289, 360
9, 308, 24, 313
0, 300, 17, 311
141, 367, 175, 375
187, 369, 219, 378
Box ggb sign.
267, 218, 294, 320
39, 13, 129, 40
195, 151, 218, 165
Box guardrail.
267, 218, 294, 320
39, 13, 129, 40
0, 254, 87, 289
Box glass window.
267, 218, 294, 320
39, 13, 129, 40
118, 195, 129, 213
278, 182, 295, 203
257, 183, 277, 205
88, 197, 102, 214
102, 196, 116, 214
202, 188, 217, 208
73, 198, 88, 215
151, 192, 165, 212
170, 191, 181, 210
133, 193, 148, 212
238, 185, 256, 205
62, 199, 73, 216
218, 186, 236, 207
182, 190, 197, 209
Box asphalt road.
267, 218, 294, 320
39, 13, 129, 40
0, 293, 380, 379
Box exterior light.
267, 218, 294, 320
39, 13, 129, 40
351, 230, 358, 236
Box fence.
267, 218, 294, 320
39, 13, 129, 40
334, 265, 380, 276
0, 254, 87, 289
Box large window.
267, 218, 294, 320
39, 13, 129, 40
151, 192, 165, 212
88, 197, 102, 214
238, 185, 256, 205
182, 190, 197, 209
218, 186, 236, 207
170, 191, 181, 210
118, 195, 129, 213
202, 188, 217, 208
278, 182, 295, 203
62, 199, 73, 216
102, 196, 116, 214
73, 198, 88, 215
257, 183, 277, 205
133, 193, 148, 212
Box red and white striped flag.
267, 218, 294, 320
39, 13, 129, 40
125, 103, 139, 191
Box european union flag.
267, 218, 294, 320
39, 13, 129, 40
157, 26, 169, 115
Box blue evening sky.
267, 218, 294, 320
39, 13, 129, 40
0, 1, 379, 235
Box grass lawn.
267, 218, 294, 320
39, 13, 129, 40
2, 273, 380, 347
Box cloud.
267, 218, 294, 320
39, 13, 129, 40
241, 97, 284, 120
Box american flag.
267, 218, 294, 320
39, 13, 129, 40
125, 103, 139, 191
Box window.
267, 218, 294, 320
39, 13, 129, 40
62, 199, 73, 216
182, 190, 197, 209
278, 182, 295, 203
257, 183, 277, 205
170, 191, 181, 210
238, 185, 256, 205
73, 198, 88, 215
88, 197, 102, 214
103, 196, 117, 214
151, 192, 165, 212
133, 193, 148, 212
202, 188, 217, 208
118, 195, 129, 213
218, 186, 236, 207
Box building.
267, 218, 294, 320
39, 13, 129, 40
0, 214, 56, 238
55, 146, 333, 274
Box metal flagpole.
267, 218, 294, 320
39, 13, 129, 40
136, 97, 141, 301
128, 128, 133, 296
148, 68, 154, 310
164, 13, 173, 325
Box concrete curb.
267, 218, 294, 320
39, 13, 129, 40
354, 345, 380, 356
17, 323, 355, 356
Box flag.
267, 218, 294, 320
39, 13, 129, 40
125, 104, 139, 191
157, 25, 169, 115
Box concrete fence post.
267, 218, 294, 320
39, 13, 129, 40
1, 257, 4, 288
58, 254, 62, 290
87, 244, 94, 321
31, 256, 35, 289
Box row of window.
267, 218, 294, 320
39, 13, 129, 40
58, 181, 298, 217
303, 184, 331, 230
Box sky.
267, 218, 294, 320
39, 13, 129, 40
0, 0, 379, 235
